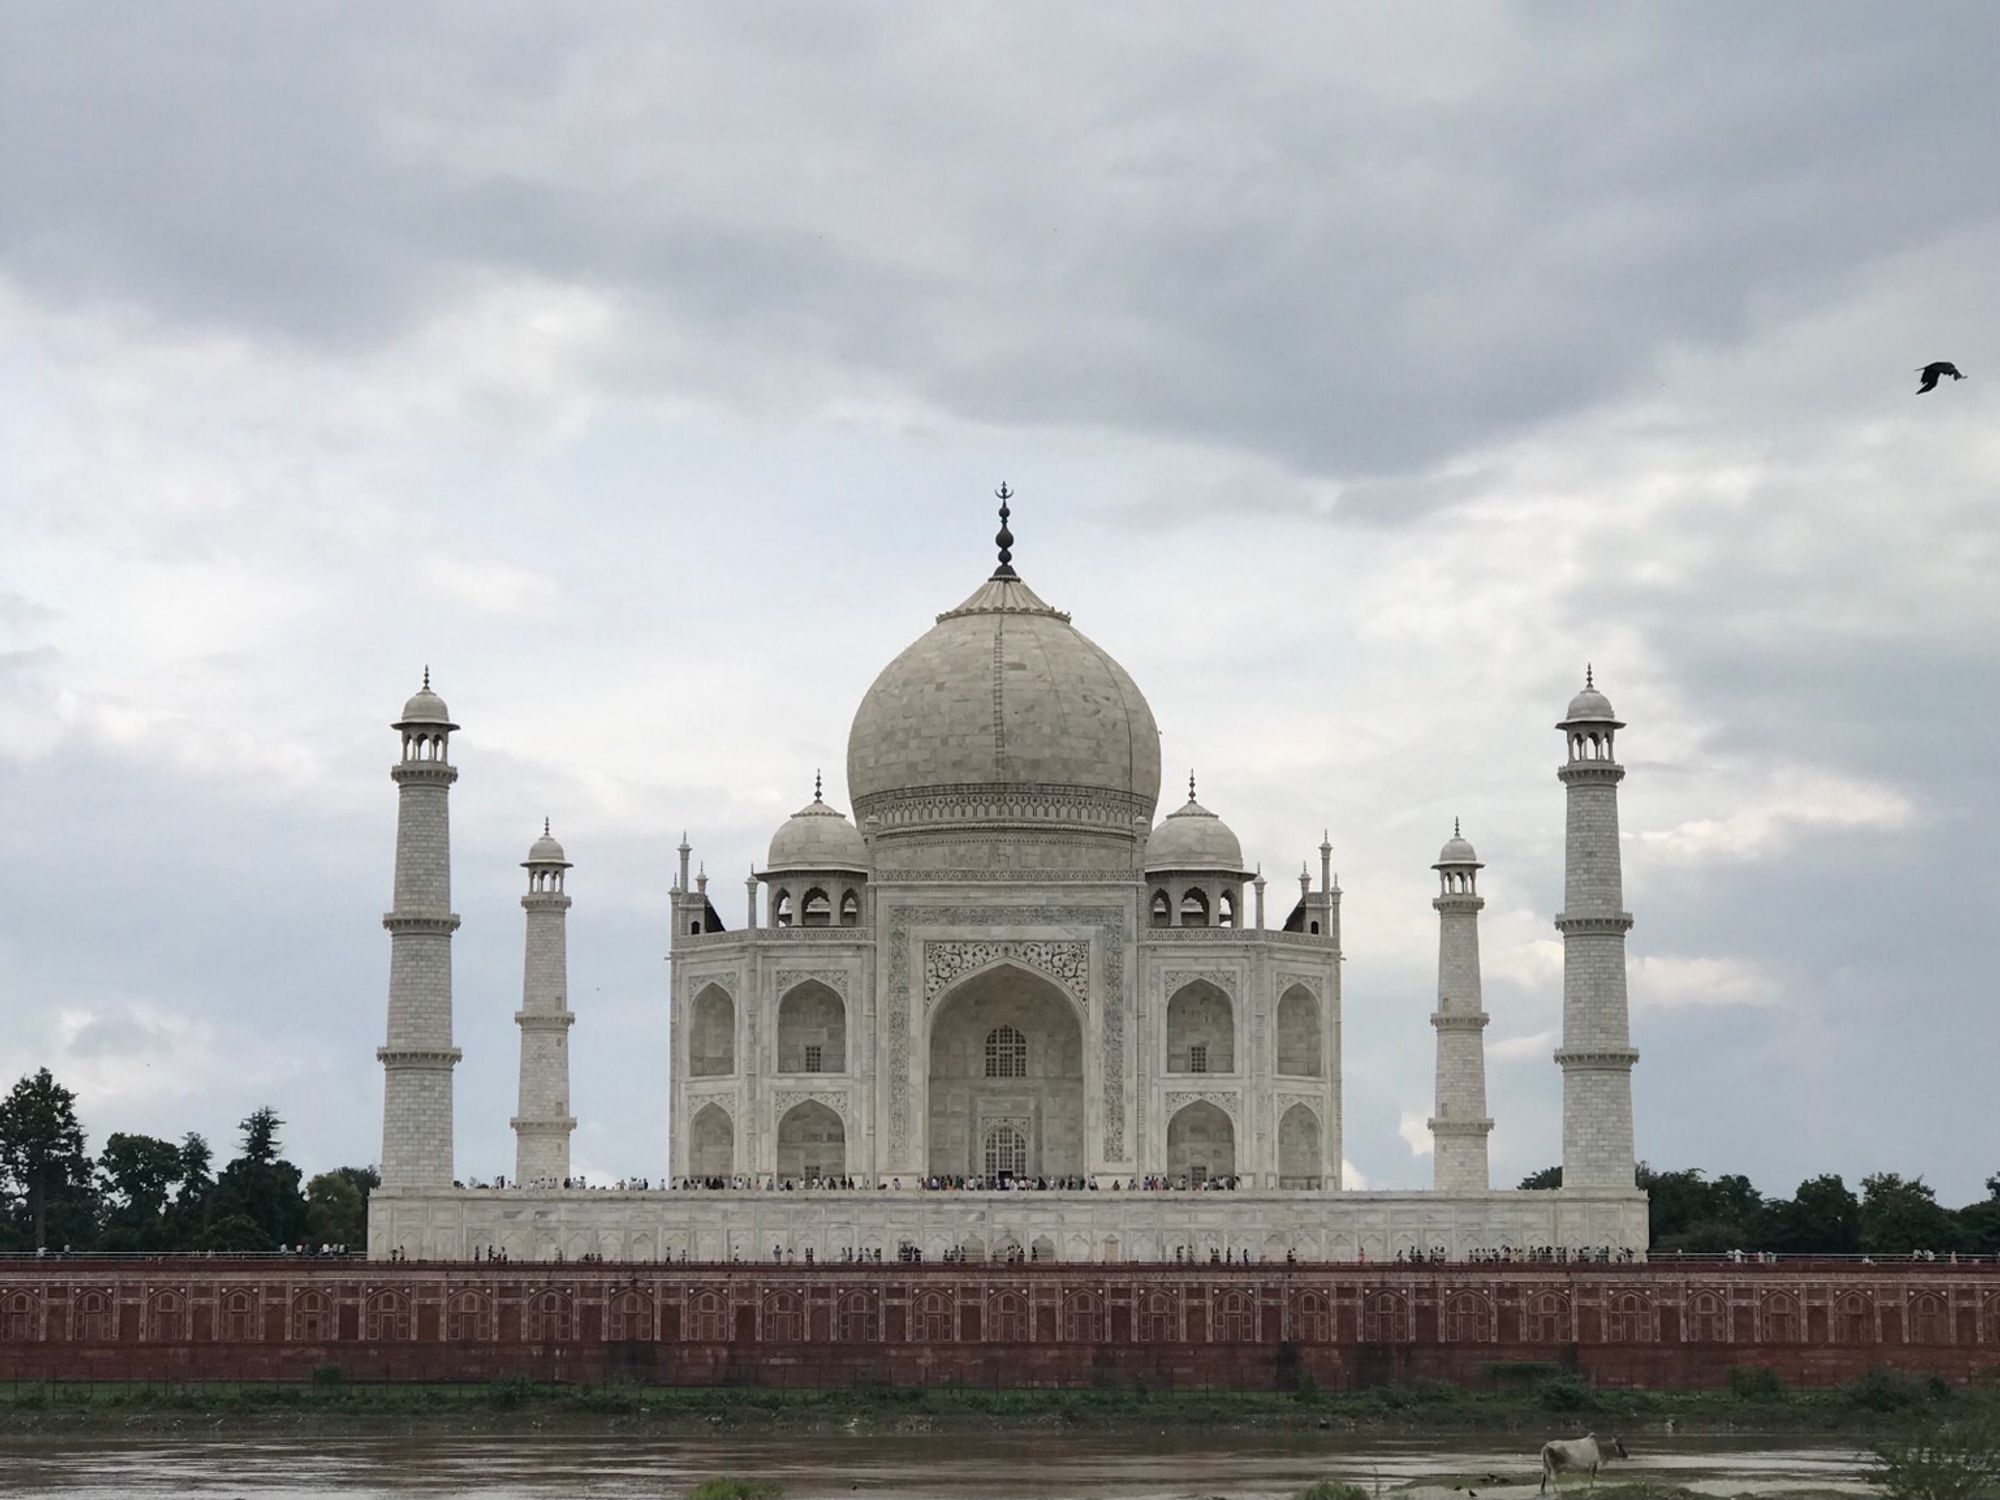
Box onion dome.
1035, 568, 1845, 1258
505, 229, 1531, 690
766, 780, 869, 875
1560, 665, 1622, 726
1145, 775, 1247, 874
846, 488, 1160, 838
396, 667, 455, 727
1434, 818, 1480, 869
525, 818, 570, 868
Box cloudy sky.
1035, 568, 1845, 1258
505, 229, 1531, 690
3, 4, 1996, 1205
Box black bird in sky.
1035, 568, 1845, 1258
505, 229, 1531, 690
1916, 361, 1965, 393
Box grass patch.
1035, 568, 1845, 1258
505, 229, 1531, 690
1296, 1484, 1369, 1500
687, 1482, 783, 1500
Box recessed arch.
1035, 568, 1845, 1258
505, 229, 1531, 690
1166, 979, 1233, 1074
800, 888, 832, 927
1278, 1102, 1322, 1188
778, 980, 845, 1073
689, 1102, 734, 1178
776, 1099, 845, 1181
1166, 1099, 1235, 1183
1150, 889, 1171, 927
838, 890, 861, 927
928, 963, 1084, 1180
1276, 984, 1321, 1076
1178, 887, 1211, 928
690, 983, 735, 1076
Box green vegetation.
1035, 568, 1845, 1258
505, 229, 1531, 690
0, 1369, 1992, 1437
1516, 1163, 2000, 1255
0, 1073, 378, 1252
1295, 1483, 1369, 1500
1871, 1414, 2000, 1500
687, 1482, 784, 1500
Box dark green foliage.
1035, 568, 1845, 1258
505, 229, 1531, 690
1758, 1174, 1864, 1255
1871, 1413, 2000, 1500
96, 1132, 191, 1250
1295, 1484, 1368, 1500
1861, 1174, 1965, 1256
1520, 1166, 1563, 1190
206, 1109, 307, 1248
1726, 1365, 1785, 1401
1847, 1368, 1938, 1415
0, 1069, 93, 1250
687, 1482, 783, 1500
1536, 1374, 1607, 1412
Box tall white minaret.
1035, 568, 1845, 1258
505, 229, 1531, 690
1554, 668, 1639, 1189
1429, 821, 1492, 1191
512, 820, 576, 1185
377, 671, 462, 1189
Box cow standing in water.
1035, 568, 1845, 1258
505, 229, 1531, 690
1539, 1435, 1628, 1492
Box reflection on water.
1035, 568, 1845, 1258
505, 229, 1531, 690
0, 1433, 1875, 1500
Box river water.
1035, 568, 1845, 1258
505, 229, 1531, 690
0, 1433, 1874, 1500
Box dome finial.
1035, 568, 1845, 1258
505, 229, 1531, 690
1585, 662, 1594, 689
422, 664, 430, 690
991, 482, 1017, 580
1454, 815, 1461, 838
544, 816, 551, 837
814, 768, 823, 802
1188, 769, 1197, 802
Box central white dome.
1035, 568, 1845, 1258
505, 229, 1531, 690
846, 571, 1161, 845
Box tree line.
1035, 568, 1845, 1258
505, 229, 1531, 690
6, 1064, 1997, 1256
0, 1069, 375, 1252
1519, 1165, 2000, 1256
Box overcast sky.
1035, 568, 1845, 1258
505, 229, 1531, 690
3, 4, 1997, 1205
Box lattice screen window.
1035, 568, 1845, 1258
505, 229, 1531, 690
1189, 1043, 1208, 1074
804, 1044, 823, 1074
984, 1025, 1026, 1078
984, 1124, 1028, 1178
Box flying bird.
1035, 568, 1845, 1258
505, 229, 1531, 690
1916, 361, 1965, 394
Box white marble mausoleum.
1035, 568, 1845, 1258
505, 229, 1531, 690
368, 497, 1649, 1263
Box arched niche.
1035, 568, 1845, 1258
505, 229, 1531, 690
1166, 1100, 1235, 1183
1166, 979, 1233, 1074
1276, 984, 1321, 1076
689, 984, 735, 1076
927, 963, 1083, 1179
1278, 1102, 1322, 1188
777, 980, 845, 1073
689, 1102, 733, 1178
776, 1099, 845, 1181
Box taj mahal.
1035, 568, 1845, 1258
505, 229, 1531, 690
367, 497, 1649, 1263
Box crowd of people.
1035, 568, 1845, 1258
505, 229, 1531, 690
475, 1173, 1251, 1193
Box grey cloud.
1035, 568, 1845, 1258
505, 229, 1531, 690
8, 5, 1999, 484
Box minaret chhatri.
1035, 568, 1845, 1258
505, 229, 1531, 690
512, 820, 576, 1186
1555, 668, 1640, 1189
377, 670, 463, 1189
1428, 820, 1493, 1191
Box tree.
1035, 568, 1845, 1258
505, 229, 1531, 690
207, 1108, 307, 1248
240, 1106, 282, 1165
165, 1132, 215, 1247
1758, 1173, 1863, 1254
305, 1167, 376, 1248
96, 1132, 187, 1250
1959, 1174, 2000, 1257
1641, 1165, 1764, 1250
0, 1069, 95, 1250
1861, 1173, 1963, 1255
1519, 1166, 1562, 1190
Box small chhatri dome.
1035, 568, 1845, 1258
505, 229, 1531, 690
526, 817, 569, 867
1561, 664, 1621, 726
397, 667, 456, 728
765, 782, 870, 874
1145, 775, 1247, 873
1436, 817, 1480, 868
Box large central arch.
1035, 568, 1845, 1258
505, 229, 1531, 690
927, 963, 1084, 1179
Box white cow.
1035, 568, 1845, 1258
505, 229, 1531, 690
1539, 1434, 1628, 1493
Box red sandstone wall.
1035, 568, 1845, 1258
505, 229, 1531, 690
2, 1259, 1996, 1390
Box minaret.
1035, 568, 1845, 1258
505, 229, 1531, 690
377, 671, 462, 1189
512, 820, 576, 1185
1429, 820, 1492, 1191
1554, 668, 1640, 1189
